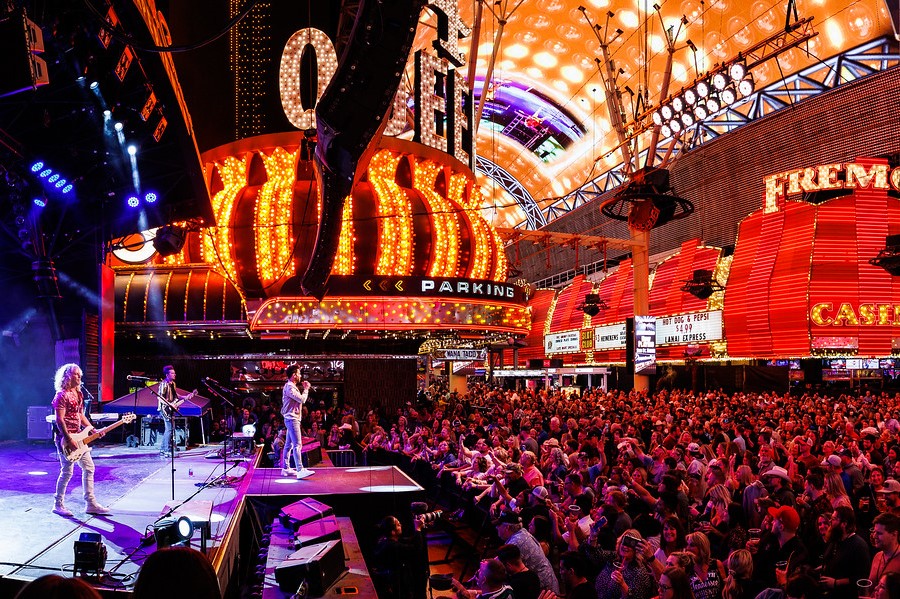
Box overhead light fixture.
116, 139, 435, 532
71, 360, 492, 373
693, 104, 708, 119
153, 516, 193, 549
683, 88, 697, 106
680, 269, 724, 299
578, 293, 608, 317
738, 74, 755, 97
720, 85, 737, 105
729, 61, 747, 81
706, 96, 721, 113
660, 124, 672, 138
681, 112, 695, 126
712, 71, 729, 91
661, 105, 673, 120
671, 96, 684, 112
126, 196, 140, 208
669, 119, 682, 133
144, 192, 157, 203
652, 111, 663, 126
696, 80, 710, 98
870, 235, 900, 276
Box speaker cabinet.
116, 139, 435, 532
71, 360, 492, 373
274, 539, 345, 596
27, 406, 53, 440
280, 498, 335, 530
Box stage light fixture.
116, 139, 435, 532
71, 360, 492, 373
661, 105, 673, 120
681, 112, 695, 127
126, 196, 140, 208
144, 192, 157, 203
73, 532, 107, 576
47, 173, 59, 183
870, 235, 900, 276
693, 104, 708, 120
33, 197, 46, 208
578, 293, 608, 317
154, 516, 193, 549
30, 161, 43, 172
738, 74, 755, 97
114, 121, 124, 132
660, 124, 672, 138
61, 184, 73, 194
683, 88, 697, 106
712, 71, 728, 91
53, 178, 66, 189
696, 80, 710, 98
153, 224, 187, 256
680, 269, 724, 300
127, 144, 137, 156
706, 96, 721, 113
729, 61, 747, 81
89, 81, 99, 90
652, 111, 662, 126
669, 119, 682, 133
671, 96, 684, 112
32, 259, 62, 299
720, 85, 737, 105
39, 168, 51, 178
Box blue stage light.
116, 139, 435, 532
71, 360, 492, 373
33, 198, 46, 208
48, 174, 59, 183
61, 184, 73, 194
54, 178, 66, 188
126, 196, 140, 208
144, 192, 157, 203
39, 169, 52, 178
31, 161, 44, 172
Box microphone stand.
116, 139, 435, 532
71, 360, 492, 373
201, 379, 240, 487
149, 384, 183, 501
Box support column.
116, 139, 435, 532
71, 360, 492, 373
631, 227, 650, 393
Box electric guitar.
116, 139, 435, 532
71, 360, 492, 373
158, 388, 197, 418
60, 413, 136, 462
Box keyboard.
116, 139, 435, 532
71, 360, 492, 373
45, 413, 121, 423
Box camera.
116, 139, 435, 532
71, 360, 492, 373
622, 534, 640, 549
415, 510, 443, 525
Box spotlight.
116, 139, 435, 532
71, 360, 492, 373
660, 124, 672, 138
114, 122, 124, 132
153, 516, 193, 549
47, 173, 59, 183
729, 61, 747, 81
720, 85, 737, 105
661, 105, 673, 120
73, 532, 107, 576
681, 112, 695, 127
33, 197, 46, 208
712, 71, 729, 91
578, 293, 608, 317
706, 96, 721, 113
696, 80, 710, 98
680, 269, 724, 299
683, 88, 697, 106
870, 235, 900, 276
126, 196, 140, 208
652, 111, 663, 126
30, 161, 43, 172
153, 224, 187, 256
54, 178, 66, 188
39, 168, 51, 178
127, 144, 137, 156
61, 184, 73, 194
144, 192, 157, 203
738, 74, 755, 97
89, 81, 99, 90
103, 109, 111, 119
693, 104, 708, 120
669, 119, 682, 133
671, 96, 684, 113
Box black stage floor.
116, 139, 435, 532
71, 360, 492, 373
0, 440, 423, 597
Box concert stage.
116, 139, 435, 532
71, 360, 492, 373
0, 440, 424, 597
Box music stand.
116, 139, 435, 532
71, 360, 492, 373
200, 379, 242, 487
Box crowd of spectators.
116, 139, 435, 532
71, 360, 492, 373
342, 383, 900, 599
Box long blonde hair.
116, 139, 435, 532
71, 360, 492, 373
54, 363, 81, 393
723, 549, 753, 599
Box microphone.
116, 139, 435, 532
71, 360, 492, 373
126, 375, 155, 382
80, 383, 95, 401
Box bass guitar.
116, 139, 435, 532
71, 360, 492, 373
60, 413, 136, 462
158, 389, 197, 418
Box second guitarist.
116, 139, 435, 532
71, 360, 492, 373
158, 365, 195, 458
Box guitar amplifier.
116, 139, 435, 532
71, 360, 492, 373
141, 416, 187, 449
27, 406, 53, 440
274, 539, 345, 596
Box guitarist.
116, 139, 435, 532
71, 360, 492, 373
51, 363, 110, 517
158, 365, 195, 458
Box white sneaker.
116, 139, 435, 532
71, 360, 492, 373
281, 467, 297, 476
85, 503, 111, 516
296, 469, 315, 479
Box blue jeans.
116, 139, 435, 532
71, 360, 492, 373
282, 417, 303, 470
159, 415, 173, 454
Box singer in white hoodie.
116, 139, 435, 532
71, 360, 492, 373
281, 364, 314, 479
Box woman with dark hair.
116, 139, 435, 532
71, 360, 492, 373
654, 516, 688, 565
133, 547, 221, 599
15, 574, 101, 599
658, 566, 696, 599
876, 571, 900, 599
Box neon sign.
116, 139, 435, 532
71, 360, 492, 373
764, 162, 900, 213
810, 303, 900, 326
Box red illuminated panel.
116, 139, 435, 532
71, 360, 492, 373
767, 201, 815, 356
854, 158, 894, 356
746, 208, 786, 355
723, 212, 765, 356
548, 274, 587, 333
610, 258, 634, 323
520, 288, 556, 363
648, 243, 689, 316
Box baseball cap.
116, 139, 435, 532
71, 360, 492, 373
768, 505, 800, 531
532, 486, 550, 500
877, 479, 900, 494
687, 442, 701, 454
839, 448, 853, 458
495, 511, 522, 525
821, 455, 841, 468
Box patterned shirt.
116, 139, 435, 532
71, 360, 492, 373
52, 388, 83, 434
508, 528, 560, 594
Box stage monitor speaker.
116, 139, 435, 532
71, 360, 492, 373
27, 405, 53, 440
274, 539, 346, 596
280, 498, 335, 530
293, 515, 341, 548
